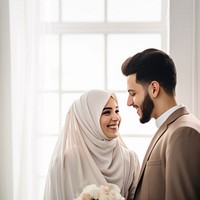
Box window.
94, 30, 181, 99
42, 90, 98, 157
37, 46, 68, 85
37, 0, 169, 199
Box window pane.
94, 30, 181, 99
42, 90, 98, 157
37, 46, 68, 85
122, 136, 153, 164
37, 136, 58, 177
38, 93, 59, 133
107, 0, 162, 22
116, 92, 157, 136
62, 34, 105, 90
61, 93, 82, 126
62, 0, 105, 22
40, 0, 59, 22
38, 178, 46, 200
107, 34, 161, 90
39, 35, 59, 90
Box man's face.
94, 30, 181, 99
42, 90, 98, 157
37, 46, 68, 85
127, 74, 154, 123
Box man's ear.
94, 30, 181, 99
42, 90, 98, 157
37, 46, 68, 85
149, 81, 159, 97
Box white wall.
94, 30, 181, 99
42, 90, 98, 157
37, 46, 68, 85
0, 1, 13, 199
170, 0, 200, 119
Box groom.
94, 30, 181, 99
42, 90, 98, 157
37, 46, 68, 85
121, 48, 200, 200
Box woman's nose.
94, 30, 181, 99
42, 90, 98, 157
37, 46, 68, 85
112, 113, 120, 121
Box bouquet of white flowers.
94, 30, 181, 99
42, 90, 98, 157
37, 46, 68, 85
75, 183, 125, 200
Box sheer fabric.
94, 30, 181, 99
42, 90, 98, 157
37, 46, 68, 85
44, 89, 140, 199
9, 0, 40, 199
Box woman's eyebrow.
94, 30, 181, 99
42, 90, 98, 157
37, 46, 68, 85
103, 107, 112, 111
103, 106, 119, 111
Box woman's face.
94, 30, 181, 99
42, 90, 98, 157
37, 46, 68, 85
100, 97, 121, 139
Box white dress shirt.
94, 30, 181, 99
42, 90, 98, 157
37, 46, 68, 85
156, 104, 184, 128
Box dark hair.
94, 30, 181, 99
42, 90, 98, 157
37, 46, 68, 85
121, 48, 177, 95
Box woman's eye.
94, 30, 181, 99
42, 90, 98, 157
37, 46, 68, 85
115, 109, 119, 114
102, 111, 110, 115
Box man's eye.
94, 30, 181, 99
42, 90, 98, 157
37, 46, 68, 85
129, 91, 135, 96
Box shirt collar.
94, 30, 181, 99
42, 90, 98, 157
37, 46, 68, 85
156, 104, 184, 128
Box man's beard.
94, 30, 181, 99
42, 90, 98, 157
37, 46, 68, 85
140, 92, 154, 124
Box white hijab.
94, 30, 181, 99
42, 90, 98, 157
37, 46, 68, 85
43, 89, 140, 200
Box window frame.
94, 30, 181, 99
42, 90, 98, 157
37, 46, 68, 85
37, 0, 170, 199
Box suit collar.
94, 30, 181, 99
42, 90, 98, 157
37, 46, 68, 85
156, 104, 185, 128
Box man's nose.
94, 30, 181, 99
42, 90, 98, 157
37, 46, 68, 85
127, 95, 133, 106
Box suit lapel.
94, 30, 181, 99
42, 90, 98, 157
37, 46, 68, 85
137, 124, 168, 183
135, 107, 189, 191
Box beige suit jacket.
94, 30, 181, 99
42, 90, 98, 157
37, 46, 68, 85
134, 107, 200, 200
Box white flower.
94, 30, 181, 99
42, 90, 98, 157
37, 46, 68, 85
75, 183, 125, 200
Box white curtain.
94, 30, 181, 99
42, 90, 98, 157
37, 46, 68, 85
0, 0, 41, 199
